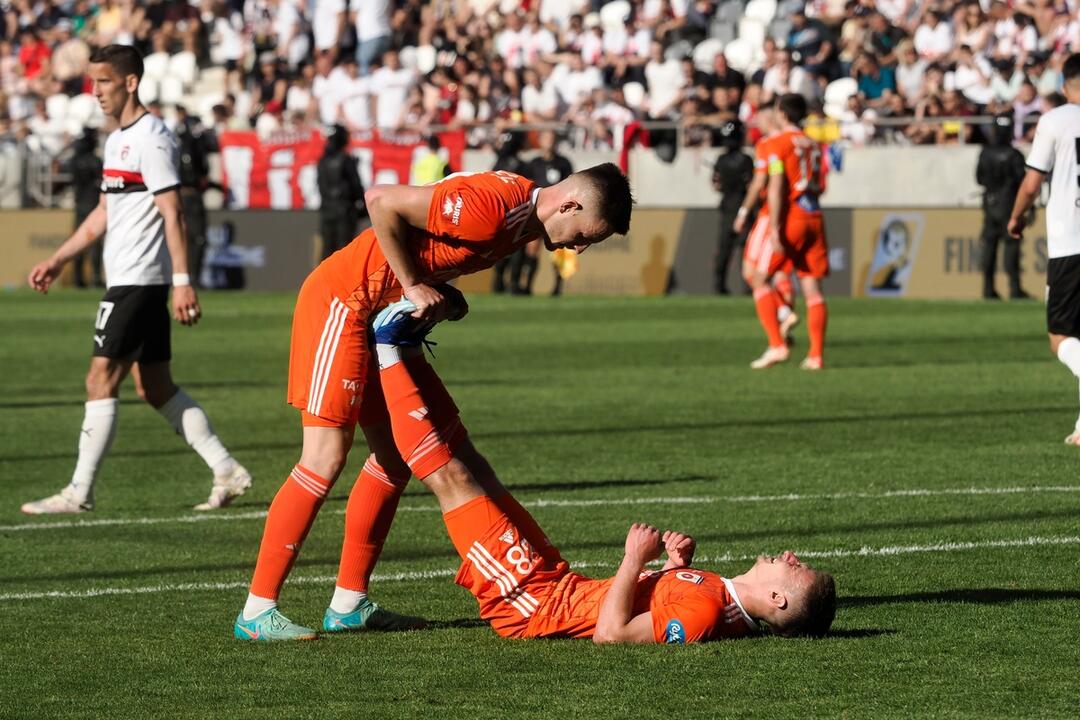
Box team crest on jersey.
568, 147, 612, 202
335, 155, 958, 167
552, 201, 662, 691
664, 619, 686, 644
120, 145, 130, 161
442, 194, 464, 225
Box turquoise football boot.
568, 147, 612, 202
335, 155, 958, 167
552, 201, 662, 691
233, 608, 317, 641
323, 599, 426, 633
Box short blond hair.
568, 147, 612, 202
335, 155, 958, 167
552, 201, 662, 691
771, 571, 837, 638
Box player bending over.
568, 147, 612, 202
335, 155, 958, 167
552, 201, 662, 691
1008, 53, 1080, 445
234, 164, 633, 640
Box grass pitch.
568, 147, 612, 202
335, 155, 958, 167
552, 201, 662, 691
1, 290, 1077, 719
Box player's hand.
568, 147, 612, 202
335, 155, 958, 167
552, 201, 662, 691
733, 210, 748, 235
722, 602, 744, 625
28, 257, 62, 294
1007, 216, 1025, 240
624, 523, 663, 566
173, 284, 201, 326
404, 283, 448, 323
435, 282, 469, 321
661, 530, 696, 569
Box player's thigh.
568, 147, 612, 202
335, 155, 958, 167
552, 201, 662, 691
743, 215, 770, 265
91, 285, 169, 363
287, 278, 369, 426
789, 214, 829, 280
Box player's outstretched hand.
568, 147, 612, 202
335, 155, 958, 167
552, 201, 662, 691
624, 523, 663, 566
435, 282, 469, 321
173, 285, 202, 326
404, 283, 447, 323
767, 226, 783, 254
661, 530, 696, 569
28, 258, 62, 294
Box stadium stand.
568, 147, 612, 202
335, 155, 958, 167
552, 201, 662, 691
0, 0, 1077, 206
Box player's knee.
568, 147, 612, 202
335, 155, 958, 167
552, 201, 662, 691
420, 458, 475, 494
1049, 334, 1064, 354
138, 381, 177, 409
299, 446, 350, 482
85, 366, 118, 400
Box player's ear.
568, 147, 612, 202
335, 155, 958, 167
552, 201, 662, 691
769, 589, 789, 610
126, 74, 139, 94
559, 199, 581, 215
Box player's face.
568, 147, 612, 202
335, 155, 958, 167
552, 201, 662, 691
543, 206, 613, 254
749, 551, 816, 588
90, 62, 132, 119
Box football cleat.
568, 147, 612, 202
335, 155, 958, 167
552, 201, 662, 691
195, 464, 253, 511
799, 356, 824, 371
371, 299, 435, 347
779, 311, 800, 345
750, 345, 790, 370
234, 608, 317, 641
323, 599, 427, 633
1064, 431, 1080, 446
21, 486, 92, 515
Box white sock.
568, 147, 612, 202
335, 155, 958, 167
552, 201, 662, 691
242, 593, 277, 621
157, 389, 237, 477
68, 398, 119, 502
329, 586, 367, 614
777, 305, 792, 323
376, 343, 402, 369
1057, 337, 1080, 378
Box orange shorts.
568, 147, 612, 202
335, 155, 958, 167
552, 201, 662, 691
744, 214, 794, 278
783, 210, 829, 279
447, 496, 574, 639
287, 267, 402, 427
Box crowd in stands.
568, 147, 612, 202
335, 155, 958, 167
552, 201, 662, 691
1, 0, 1078, 159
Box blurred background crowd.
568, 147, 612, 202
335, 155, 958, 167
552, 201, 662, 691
1, 0, 1077, 161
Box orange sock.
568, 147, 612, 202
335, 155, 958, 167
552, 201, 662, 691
249, 465, 332, 599
336, 456, 408, 592
442, 495, 507, 560
490, 492, 562, 564
380, 361, 453, 479
807, 293, 827, 359
753, 286, 784, 347
774, 274, 793, 308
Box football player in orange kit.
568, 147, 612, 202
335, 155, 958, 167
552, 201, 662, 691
437, 480, 836, 642
233, 163, 634, 640
751, 93, 830, 370
734, 102, 799, 362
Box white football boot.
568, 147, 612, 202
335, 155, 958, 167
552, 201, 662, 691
195, 464, 253, 510
750, 345, 790, 369
21, 486, 93, 514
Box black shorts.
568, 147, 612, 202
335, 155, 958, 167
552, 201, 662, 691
91, 285, 171, 363
1047, 255, 1080, 337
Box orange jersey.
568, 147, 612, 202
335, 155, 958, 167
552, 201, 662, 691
767, 129, 824, 214
317, 170, 539, 311
528, 568, 757, 643
753, 133, 783, 210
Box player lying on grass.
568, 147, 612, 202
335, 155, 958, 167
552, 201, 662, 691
441, 495, 836, 642
234, 164, 633, 640
359, 306, 834, 643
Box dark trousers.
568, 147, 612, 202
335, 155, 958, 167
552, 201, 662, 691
509, 249, 539, 295
320, 209, 358, 261
716, 204, 748, 294
72, 205, 102, 288
981, 214, 1023, 298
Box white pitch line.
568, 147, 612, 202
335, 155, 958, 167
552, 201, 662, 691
3, 484, 1080, 534
1, 534, 1078, 603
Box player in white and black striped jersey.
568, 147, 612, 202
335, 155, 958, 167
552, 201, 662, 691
22, 45, 252, 513
1009, 53, 1080, 445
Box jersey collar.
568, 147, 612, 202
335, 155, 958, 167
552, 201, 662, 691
721, 577, 758, 630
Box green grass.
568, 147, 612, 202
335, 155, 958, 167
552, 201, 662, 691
1, 290, 1077, 719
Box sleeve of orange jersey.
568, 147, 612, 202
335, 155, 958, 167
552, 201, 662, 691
650, 598, 716, 644
426, 173, 524, 248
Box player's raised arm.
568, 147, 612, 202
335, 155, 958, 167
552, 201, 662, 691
661, 530, 696, 571
153, 187, 200, 326
364, 183, 447, 322
28, 194, 108, 293
594, 523, 663, 644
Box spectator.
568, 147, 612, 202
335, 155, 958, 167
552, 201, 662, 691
352, 0, 392, 75
762, 48, 817, 101
867, 12, 904, 66
854, 53, 897, 106
312, 0, 346, 59
895, 40, 929, 103
1012, 80, 1041, 139
789, 7, 837, 79
955, 3, 992, 55
914, 11, 954, 62
339, 56, 375, 131
369, 48, 416, 129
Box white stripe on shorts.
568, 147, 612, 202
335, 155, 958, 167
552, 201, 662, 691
307, 299, 349, 417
